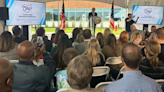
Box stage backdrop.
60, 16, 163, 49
6, 0, 46, 25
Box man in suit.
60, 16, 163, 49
88, 8, 97, 36
75, 29, 92, 54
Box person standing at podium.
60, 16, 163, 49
88, 8, 97, 36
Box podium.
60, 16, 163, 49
89, 16, 101, 37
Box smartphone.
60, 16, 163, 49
37, 36, 43, 47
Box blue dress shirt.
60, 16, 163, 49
105, 71, 162, 92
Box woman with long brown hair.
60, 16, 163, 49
96, 32, 105, 48
83, 39, 105, 66
102, 34, 122, 59
139, 40, 164, 79
0, 31, 19, 60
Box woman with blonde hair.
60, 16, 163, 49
0, 31, 19, 60
130, 31, 144, 49
96, 32, 105, 48
139, 40, 164, 79
117, 31, 129, 46
72, 32, 84, 48
104, 28, 111, 41
83, 39, 105, 66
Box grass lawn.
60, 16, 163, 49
32, 27, 125, 36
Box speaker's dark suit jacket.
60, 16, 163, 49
88, 12, 97, 29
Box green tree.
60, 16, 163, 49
52, 22, 55, 28
66, 21, 69, 28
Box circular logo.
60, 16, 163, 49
94, 16, 101, 24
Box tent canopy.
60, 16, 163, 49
21, 0, 164, 8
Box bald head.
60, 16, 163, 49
130, 25, 136, 31
122, 43, 142, 69
18, 41, 35, 61
0, 58, 13, 91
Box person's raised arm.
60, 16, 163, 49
39, 42, 56, 84
135, 17, 139, 23
127, 16, 135, 22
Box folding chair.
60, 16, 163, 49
92, 66, 110, 80
116, 66, 125, 80
95, 82, 112, 91
155, 79, 164, 87
56, 89, 68, 92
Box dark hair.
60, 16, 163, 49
53, 34, 72, 68
152, 25, 156, 28
106, 34, 117, 56
155, 28, 164, 40
96, 32, 105, 48
72, 28, 80, 41
83, 29, 91, 39
128, 13, 132, 16
12, 26, 21, 36
54, 30, 65, 44
36, 27, 45, 36
122, 43, 142, 69
62, 48, 79, 69
0, 31, 16, 52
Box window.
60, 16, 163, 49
46, 12, 53, 21
53, 12, 58, 21
103, 12, 109, 21
69, 12, 75, 21
76, 12, 85, 21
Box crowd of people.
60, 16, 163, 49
0, 24, 164, 92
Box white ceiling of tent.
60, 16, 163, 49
20, 0, 164, 8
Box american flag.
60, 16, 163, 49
110, 0, 114, 29
60, 0, 65, 30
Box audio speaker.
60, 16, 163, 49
0, 7, 9, 20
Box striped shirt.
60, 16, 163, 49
105, 71, 162, 92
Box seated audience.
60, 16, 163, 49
154, 28, 164, 63
117, 31, 129, 46
72, 32, 84, 48
75, 29, 92, 54
53, 34, 72, 68
70, 28, 80, 43
139, 40, 164, 79
83, 39, 105, 66
105, 43, 162, 92
129, 25, 144, 40
96, 32, 105, 48
130, 31, 144, 49
51, 27, 60, 41
102, 34, 122, 59
53, 29, 65, 47
56, 48, 79, 90
12, 41, 56, 92
12, 26, 25, 44
0, 31, 19, 60
36, 27, 52, 52
0, 58, 14, 92
104, 28, 111, 43
62, 55, 103, 92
